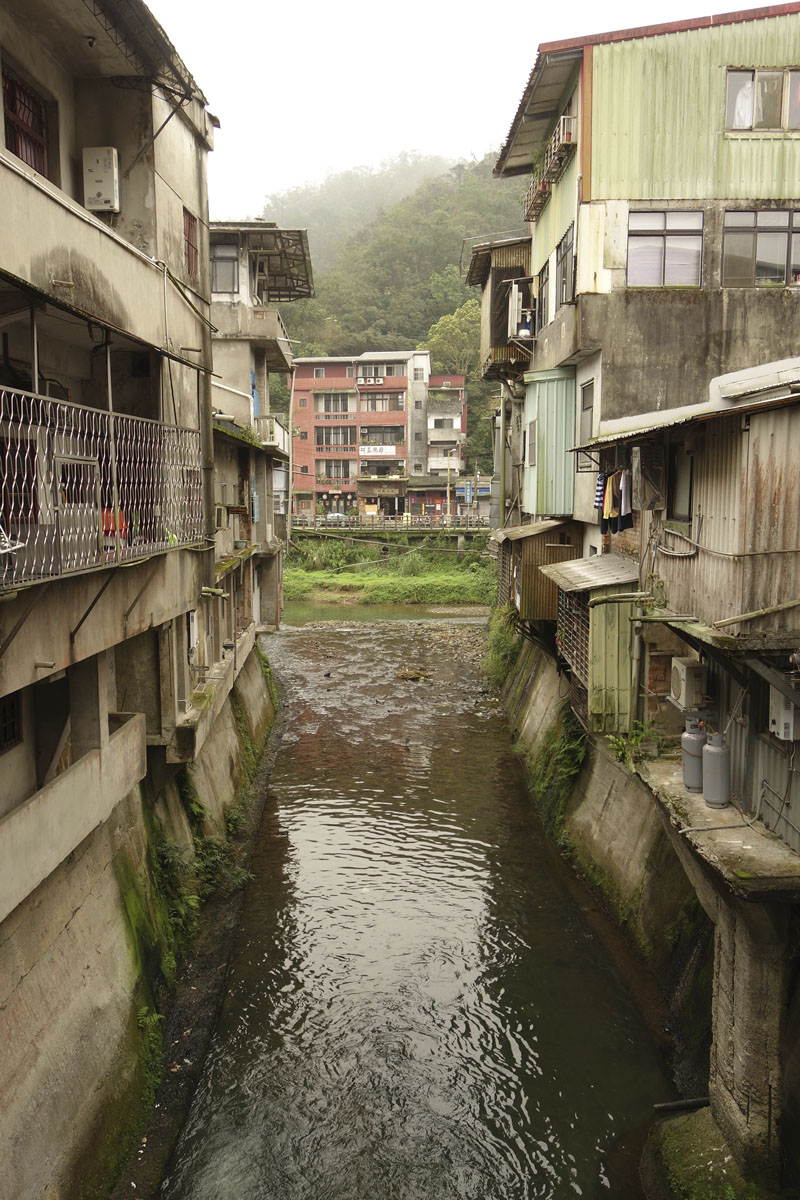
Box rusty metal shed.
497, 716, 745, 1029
493, 519, 581, 620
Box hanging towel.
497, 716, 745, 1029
594, 472, 606, 510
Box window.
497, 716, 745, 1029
433, 418, 454, 430
385, 364, 402, 376
2, 64, 49, 177
359, 426, 404, 445
0, 692, 22, 754
556, 224, 575, 306
319, 393, 351, 413
528, 420, 537, 467
414, 462, 423, 471
414, 368, 424, 381
536, 261, 549, 332
298, 397, 307, 408
627, 211, 703, 286
299, 431, 308, 440
414, 431, 422, 441
299, 465, 308, 474
577, 380, 595, 472
668, 446, 693, 523
414, 400, 423, 410
210, 242, 238, 292
722, 210, 800, 286
346, 366, 355, 378
183, 208, 199, 277
314, 367, 325, 379
726, 69, 800, 131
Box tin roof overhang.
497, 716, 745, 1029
492, 519, 566, 544
570, 359, 800, 454
539, 553, 638, 593
466, 236, 532, 287
495, 48, 583, 178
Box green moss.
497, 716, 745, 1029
257, 642, 279, 711
647, 1109, 778, 1199
522, 699, 587, 844
484, 604, 524, 690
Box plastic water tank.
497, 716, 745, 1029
703, 732, 731, 809
681, 717, 706, 793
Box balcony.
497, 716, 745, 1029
0, 712, 146, 923
0, 388, 203, 591
256, 414, 290, 455
428, 456, 462, 472
315, 476, 356, 488
314, 410, 357, 419
427, 427, 465, 444
211, 305, 293, 370
523, 115, 577, 222
314, 443, 357, 453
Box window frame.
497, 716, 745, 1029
725, 67, 800, 132
556, 224, 575, 307
2, 62, 50, 178
722, 209, 800, 287
536, 261, 549, 333
626, 210, 704, 287
183, 208, 199, 278
210, 241, 239, 293
0, 691, 22, 755
577, 380, 595, 473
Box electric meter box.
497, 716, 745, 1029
769, 684, 797, 741
82, 147, 120, 212
671, 656, 707, 710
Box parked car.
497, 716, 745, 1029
325, 512, 350, 525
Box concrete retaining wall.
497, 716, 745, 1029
0, 643, 275, 1200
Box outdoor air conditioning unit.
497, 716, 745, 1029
374, 376, 384, 384
82, 146, 120, 212
357, 377, 366, 384
671, 657, 707, 710
769, 683, 798, 741
366, 378, 375, 384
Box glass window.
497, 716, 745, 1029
627, 212, 703, 286
577, 380, 594, 472
210, 242, 238, 292
298, 397, 307, 407
723, 210, 799, 286
183, 208, 198, 277
726, 68, 800, 131
314, 367, 325, 379
536, 261, 549, 332
0, 692, 22, 754
556, 224, 574, 306
668, 448, 693, 523
2, 64, 49, 178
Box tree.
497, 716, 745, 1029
418, 299, 482, 379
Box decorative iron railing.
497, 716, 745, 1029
0, 388, 202, 589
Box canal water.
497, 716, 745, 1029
160, 616, 672, 1200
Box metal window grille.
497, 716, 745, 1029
183, 208, 199, 277
2, 64, 48, 177
0, 388, 203, 590
0, 692, 22, 754
558, 588, 590, 686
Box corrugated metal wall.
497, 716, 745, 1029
591, 16, 800, 200
523, 369, 575, 517
657, 417, 744, 624
588, 587, 634, 732
532, 154, 580, 276
518, 523, 581, 620
658, 409, 800, 635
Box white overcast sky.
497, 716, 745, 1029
147, 0, 751, 220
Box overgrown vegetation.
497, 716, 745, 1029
483, 603, 524, 689
285, 533, 496, 606
523, 699, 588, 845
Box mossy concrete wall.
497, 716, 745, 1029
0, 643, 275, 1200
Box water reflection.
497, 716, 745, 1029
161, 621, 670, 1199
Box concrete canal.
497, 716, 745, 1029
160, 614, 673, 1199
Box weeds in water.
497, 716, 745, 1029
484, 604, 524, 689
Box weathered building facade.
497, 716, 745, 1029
475, 4, 800, 1187
290, 351, 465, 520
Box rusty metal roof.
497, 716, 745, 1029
539, 553, 638, 593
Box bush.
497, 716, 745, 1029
484, 603, 523, 688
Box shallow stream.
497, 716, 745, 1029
160, 615, 672, 1199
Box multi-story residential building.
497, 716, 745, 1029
291, 351, 465, 520
473, 6, 800, 1182
210, 221, 313, 627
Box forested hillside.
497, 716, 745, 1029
268, 152, 526, 472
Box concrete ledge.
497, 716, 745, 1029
640, 758, 800, 902
0, 712, 146, 923
171, 623, 256, 763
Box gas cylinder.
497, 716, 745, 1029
681, 717, 706, 792
703, 732, 731, 809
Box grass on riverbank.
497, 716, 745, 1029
284, 564, 494, 605
285, 534, 496, 605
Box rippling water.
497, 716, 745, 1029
161, 619, 670, 1200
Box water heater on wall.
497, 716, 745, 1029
769, 684, 797, 741
82, 147, 120, 212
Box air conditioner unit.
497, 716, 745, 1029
187, 609, 199, 651
82, 146, 120, 212
374, 377, 384, 384
366, 378, 375, 384
769, 683, 797, 741
671, 657, 707, 710
357, 377, 366, 384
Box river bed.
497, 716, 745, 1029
159, 616, 672, 1199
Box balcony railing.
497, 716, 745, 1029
315, 476, 356, 487
0, 388, 202, 590
314, 411, 357, 419
523, 114, 578, 221
255, 414, 290, 455
314, 443, 357, 452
